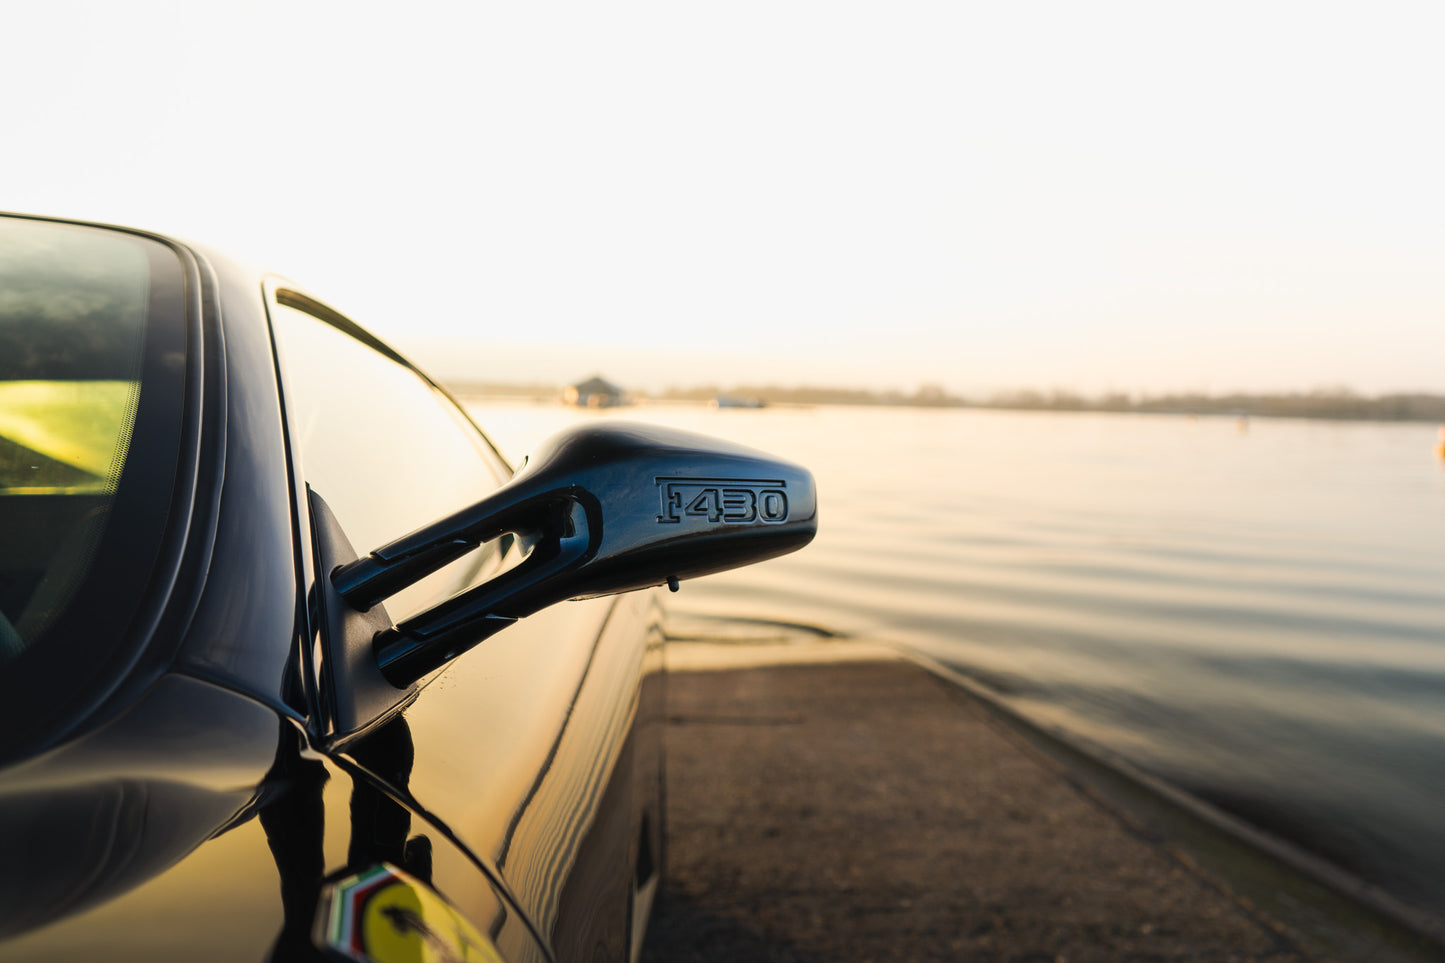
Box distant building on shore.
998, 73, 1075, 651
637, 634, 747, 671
564, 375, 629, 408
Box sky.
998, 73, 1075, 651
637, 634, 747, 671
2, 1, 1442, 396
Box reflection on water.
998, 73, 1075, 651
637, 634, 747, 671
464, 399, 1445, 917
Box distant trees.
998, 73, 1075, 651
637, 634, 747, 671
1083, 390, 1445, 422
448, 378, 1445, 424
700, 385, 1445, 422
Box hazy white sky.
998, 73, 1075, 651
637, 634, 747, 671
2, 1, 1441, 394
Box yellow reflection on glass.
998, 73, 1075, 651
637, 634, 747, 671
0, 380, 139, 493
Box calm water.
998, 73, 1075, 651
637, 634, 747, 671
465, 399, 1445, 918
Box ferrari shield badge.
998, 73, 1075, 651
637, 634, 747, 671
316, 863, 504, 963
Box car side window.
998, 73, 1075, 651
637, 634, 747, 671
269, 294, 509, 622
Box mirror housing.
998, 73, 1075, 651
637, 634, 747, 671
332, 421, 817, 686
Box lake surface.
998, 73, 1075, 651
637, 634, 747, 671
464, 399, 1445, 920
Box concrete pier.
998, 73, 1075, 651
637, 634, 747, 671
641, 645, 1441, 962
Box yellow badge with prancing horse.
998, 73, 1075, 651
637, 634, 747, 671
316, 863, 504, 963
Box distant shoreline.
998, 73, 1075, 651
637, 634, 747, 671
445, 381, 1445, 424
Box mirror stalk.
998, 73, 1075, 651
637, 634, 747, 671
372, 498, 593, 685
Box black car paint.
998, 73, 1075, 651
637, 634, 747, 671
0, 215, 692, 962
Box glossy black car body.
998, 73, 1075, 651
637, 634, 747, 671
0, 214, 816, 962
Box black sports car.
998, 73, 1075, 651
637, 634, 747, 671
0, 213, 816, 962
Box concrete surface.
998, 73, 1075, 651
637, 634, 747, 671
641, 657, 1313, 963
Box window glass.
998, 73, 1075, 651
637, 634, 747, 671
0, 219, 175, 661
269, 297, 508, 621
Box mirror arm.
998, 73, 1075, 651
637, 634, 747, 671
372, 498, 596, 686
332, 481, 581, 611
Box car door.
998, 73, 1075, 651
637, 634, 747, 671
266, 286, 664, 963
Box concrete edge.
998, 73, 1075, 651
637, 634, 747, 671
896, 647, 1445, 963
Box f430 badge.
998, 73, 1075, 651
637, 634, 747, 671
656, 477, 789, 525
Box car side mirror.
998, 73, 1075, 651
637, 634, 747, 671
332, 421, 817, 687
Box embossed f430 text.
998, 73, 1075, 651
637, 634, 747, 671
655, 477, 789, 524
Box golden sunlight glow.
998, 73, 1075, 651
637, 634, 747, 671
0, 380, 139, 493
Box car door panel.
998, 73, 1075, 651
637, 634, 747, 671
357, 588, 664, 957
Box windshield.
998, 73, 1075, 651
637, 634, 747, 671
0, 217, 186, 681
